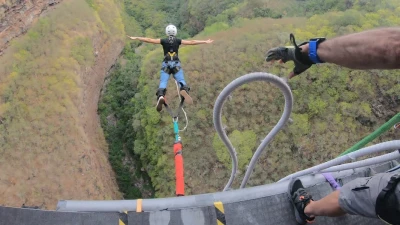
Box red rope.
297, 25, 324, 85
174, 141, 184, 196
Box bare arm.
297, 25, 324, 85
127, 36, 160, 44
266, 27, 400, 78
181, 39, 214, 45
303, 28, 400, 69
304, 190, 346, 217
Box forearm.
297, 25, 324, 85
303, 28, 400, 69
190, 40, 208, 45
305, 190, 346, 217
136, 37, 154, 43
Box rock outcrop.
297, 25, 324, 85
0, 0, 61, 55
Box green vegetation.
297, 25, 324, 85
285, 0, 399, 17
111, 0, 400, 197
124, 0, 286, 38
101, 0, 267, 197
213, 130, 257, 170
3, 0, 399, 204
98, 45, 155, 198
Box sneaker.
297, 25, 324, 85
156, 96, 165, 112
179, 83, 193, 104
179, 86, 193, 104
288, 179, 315, 224
179, 90, 193, 104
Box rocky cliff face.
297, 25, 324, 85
0, 0, 61, 55
0, 0, 125, 208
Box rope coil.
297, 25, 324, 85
213, 72, 293, 191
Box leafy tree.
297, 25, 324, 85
214, 130, 257, 170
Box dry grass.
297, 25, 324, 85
0, 0, 125, 209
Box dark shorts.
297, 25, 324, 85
338, 171, 400, 218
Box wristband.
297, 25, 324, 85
308, 38, 326, 64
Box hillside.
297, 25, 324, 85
106, 0, 400, 197
0, 0, 125, 208
0, 0, 64, 55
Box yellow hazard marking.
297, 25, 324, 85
214, 201, 226, 225
214, 201, 224, 213
136, 199, 142, 212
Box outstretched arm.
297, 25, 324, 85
127, 36, 160, 44
306, 27, 400, 69
266, 27, 400, 78
181, 39, 214, 45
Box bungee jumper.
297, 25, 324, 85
128, 25, 213, 196
127, 24, 213, 112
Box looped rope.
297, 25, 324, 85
175, 80, 188, 132
163, 80, 189, 132
213, 72, 293, 191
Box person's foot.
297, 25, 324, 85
179, 86, 193, 104
288, 179, 316, 224
155, 88, 167, 112
156, 96, 165, 112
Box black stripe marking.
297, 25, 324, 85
215, 207, 226, 225
119, 212, 128, 225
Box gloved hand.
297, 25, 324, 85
266, 34, 314, 79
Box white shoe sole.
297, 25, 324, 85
156, 97, 165, 112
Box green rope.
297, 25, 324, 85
339, 113, 400, 156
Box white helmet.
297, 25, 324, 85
165, 24, 177, 36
